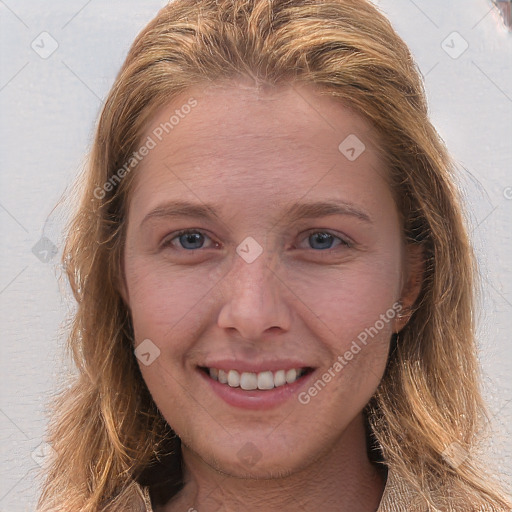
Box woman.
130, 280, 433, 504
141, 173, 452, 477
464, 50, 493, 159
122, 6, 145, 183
37, 0, 512, 510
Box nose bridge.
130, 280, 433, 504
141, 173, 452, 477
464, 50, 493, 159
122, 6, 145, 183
217, 240, 290, 339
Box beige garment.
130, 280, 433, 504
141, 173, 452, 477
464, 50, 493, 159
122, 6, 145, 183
136, 469, 427, 512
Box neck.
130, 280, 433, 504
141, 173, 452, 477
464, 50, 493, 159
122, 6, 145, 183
159, 414, 386, 512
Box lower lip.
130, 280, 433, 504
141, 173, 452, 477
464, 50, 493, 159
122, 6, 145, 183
198, 368, 315, 410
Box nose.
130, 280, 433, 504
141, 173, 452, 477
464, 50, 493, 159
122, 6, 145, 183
217, 247, 292, 341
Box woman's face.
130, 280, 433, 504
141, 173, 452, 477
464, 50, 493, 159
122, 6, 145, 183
121, 80, 419, 477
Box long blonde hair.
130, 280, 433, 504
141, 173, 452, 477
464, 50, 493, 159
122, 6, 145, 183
37, 0, 511, 510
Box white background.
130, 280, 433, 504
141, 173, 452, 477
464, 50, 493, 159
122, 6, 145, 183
0, 1, 511, 509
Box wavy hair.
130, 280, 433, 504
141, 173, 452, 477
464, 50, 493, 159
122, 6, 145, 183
37, 0, 511, 510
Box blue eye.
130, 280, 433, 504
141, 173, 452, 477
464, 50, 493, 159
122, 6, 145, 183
304, 231, 351, 250
163, 230, 214, 250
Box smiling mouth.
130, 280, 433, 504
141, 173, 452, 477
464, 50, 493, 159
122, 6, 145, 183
199, 366, 314, 390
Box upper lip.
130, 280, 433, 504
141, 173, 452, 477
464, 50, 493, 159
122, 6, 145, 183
199, 359, 315, 374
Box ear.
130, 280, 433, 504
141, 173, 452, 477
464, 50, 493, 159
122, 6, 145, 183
394, 243, 424, 333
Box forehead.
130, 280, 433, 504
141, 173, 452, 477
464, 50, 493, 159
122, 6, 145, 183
128, 80, 389, 213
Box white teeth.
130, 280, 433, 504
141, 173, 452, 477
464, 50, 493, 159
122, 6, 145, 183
257, 371, 274, 390
240, 372, 258, 390
274, 369, 286, 387
285, 368, 297, 384
206, 367, 306, 389
228, 369, 240, 387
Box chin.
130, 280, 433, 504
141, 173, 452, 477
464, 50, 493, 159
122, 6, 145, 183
204, 449, 310, 480
181, 427, 322, 480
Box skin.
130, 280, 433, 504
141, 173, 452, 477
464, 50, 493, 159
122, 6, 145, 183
120, 79, 423, 512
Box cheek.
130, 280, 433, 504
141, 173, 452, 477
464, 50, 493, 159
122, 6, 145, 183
123, 258, 215, 427
280, 254, 402, 339
337, 267, 401, 341
124, 256, 222, 343
295, 263, 398, 416
283, 253, 401, 393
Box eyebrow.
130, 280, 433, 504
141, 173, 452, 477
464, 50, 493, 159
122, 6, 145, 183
140, 199, 373, 228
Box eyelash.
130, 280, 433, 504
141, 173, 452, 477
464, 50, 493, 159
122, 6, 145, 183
161, 229, 353, 252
